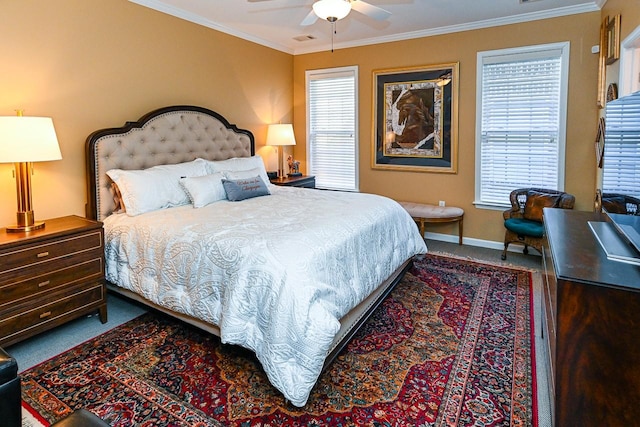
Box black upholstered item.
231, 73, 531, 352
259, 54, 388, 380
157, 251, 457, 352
50, 408, 111, 427
0, 347, 21, 427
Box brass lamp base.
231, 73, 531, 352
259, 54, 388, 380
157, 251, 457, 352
6, 210, 45, 233
6, 221, 45, 233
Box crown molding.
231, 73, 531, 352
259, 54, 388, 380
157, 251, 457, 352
129, 0, 296, 54
294, 3, 601, 55
130, 0, 601, 56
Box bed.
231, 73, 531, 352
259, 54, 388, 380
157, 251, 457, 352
85, 105, 427, 407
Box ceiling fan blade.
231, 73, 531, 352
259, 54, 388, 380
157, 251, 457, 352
350, 0, 391, 21
300, 9, 319, 26
247, 0, 274, 3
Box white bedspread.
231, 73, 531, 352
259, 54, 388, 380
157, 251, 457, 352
103, 186, 427, 406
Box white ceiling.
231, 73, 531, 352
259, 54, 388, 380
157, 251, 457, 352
130, 0, 602, 55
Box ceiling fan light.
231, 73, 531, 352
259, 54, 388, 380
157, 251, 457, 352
312, 0, 351, 22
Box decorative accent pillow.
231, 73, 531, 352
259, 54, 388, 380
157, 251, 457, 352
180, 172, 226, 208
204, 156, 271, 187
106, 159, 208, 216
222, 176, 271, 201
523, 191, 559, 222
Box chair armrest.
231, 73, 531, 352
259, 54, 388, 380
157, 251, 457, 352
557, 193, 575, 209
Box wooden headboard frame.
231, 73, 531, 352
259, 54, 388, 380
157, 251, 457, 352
85, 105, 255, 222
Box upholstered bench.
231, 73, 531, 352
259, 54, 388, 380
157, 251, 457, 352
398, 201, 464, 245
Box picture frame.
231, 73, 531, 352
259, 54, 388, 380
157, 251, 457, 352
595, 117, 605, 168
372, 63, 459, 173
597, 16, 608, 109
606, 14, 621, 65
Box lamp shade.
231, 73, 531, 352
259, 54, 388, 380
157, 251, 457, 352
0, 116, 62, 163
266, 124, 296, 146
312, 0, 351, 22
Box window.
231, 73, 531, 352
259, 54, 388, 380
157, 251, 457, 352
306, 66, 358, 191
475, 42, 570, 208
602, 90, 640, 197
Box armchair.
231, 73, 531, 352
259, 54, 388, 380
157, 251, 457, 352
501, 188, 575, 260
601, 193, 640, 215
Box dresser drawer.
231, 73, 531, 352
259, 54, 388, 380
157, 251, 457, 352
0, 230, 102, 275
0, 283, 104, 344
0, 257, 103, 307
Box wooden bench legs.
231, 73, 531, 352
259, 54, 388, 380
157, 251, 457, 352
415, 215, 464, 245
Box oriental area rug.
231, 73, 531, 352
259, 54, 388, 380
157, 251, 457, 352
21, 254, 537, 426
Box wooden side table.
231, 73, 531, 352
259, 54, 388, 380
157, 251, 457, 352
0, 215, 107, 347
270, 175, 316, 189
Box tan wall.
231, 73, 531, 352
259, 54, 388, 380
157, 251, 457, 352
0, 0, 292, 227
294, 13, 602, 244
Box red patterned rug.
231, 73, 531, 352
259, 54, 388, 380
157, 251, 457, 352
21, 254, 537, 426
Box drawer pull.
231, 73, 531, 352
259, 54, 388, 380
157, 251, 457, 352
38, 280, 51, 288
37, 251, 50, 258
39, 311, 52, 319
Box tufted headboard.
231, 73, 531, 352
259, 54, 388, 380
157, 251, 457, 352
86, 105, 255, 221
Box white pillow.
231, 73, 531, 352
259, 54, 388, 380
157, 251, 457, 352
224, 168, 265, 180
180, 172, 227, 208
204, 156, 271, 186
107, 159, 208, 216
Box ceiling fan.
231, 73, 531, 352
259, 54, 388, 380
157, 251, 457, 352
247, 0, 392, 27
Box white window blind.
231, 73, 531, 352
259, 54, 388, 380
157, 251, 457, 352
603, 90, 640, 197
475, 43, 569, 207
306, 66, 358, 191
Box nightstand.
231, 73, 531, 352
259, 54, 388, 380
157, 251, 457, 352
270, 175, 316, 188
0, 215, 107, 347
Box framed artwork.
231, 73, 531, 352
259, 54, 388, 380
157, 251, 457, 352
597, 17, 608, 108
595, 117, 605, 168
606, 14, 621, 65
372, 63, 459, 173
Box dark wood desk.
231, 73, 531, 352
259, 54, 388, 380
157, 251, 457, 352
542, 208, 640, 426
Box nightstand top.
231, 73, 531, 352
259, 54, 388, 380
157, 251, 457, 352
270, 175, 315, 186
0, 215, 102, 246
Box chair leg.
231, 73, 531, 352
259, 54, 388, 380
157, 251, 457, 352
501, 243, 508, 260
523, 245, 529, 255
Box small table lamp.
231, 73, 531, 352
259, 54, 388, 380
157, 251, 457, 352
266, 124, 296, 179
0, 113, 62, 232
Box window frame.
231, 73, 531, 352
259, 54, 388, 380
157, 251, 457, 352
305, 65, 359, 192
474, 42, 570, 210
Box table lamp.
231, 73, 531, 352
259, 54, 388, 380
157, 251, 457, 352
0, 112, 62, 232
266, 124, 296, 179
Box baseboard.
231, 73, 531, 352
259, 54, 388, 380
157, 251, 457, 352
424, 231, 534, 254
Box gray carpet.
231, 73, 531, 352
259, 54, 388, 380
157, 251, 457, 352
7, 293, 147, 372
9, 238, 550, 426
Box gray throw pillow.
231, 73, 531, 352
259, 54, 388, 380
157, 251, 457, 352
222, 176, 271, 201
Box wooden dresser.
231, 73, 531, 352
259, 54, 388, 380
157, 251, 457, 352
542, 208, 640, 426
0, 216, 107, 347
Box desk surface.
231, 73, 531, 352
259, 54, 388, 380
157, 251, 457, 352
544, 208, 640, 292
